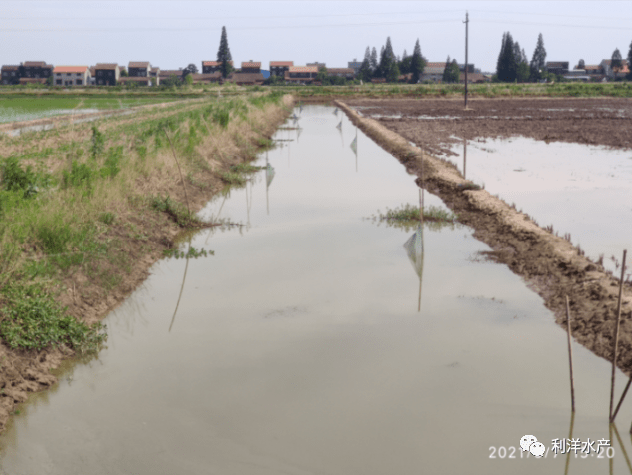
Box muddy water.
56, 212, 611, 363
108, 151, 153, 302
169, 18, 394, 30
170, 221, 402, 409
449, 137, 632, 277
2, 106, 632, 474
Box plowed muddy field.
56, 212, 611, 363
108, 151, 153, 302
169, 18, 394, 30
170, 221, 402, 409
344, 97, 632, 156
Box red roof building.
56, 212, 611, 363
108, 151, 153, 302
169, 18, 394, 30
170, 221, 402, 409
53, 66, 90, 86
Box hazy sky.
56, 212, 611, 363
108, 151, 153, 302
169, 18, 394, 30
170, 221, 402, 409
2, 1, 631, 73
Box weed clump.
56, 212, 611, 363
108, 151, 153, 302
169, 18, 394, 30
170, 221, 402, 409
230, 163, 263, 174
1, 156, 45, 198
0, 284, 106, 353
376, 203, 458, 223
163, 246, 214, 259
220, 171, 246, 186
149, 195, 202, 228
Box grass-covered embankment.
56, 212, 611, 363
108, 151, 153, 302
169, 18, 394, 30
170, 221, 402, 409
0, 90, 293, 427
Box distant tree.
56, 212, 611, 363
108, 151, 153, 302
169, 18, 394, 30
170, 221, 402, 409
627, 41, 632, 80
120, 69, 128, 77
370, 47, 378, 73
577, 59, 585, 69
375, 45, 386, 77
385, 60, 400, 82
611, 48, 623, 70
399, 54, 412, 75
496, 32, 517, 82
217, 26, 233, 78
515, 44, 530, 82
443, 55, 452, 82
530, 33, 547, 81
443, 57, 460, 83
183, 63, 198, 76
315, 66, 328, 83
410, 38, 426, 84
496, 33, 507, 78
163, 74, 182, 87
185, 73, 194, 85
377, 37, 400, 82
46, 76, 54, 86
359, 47, 372, 82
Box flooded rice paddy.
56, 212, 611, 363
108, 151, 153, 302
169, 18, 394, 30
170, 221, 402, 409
0, 108, 100, 124
448, 138, 632, 277
1, 106, 632, 474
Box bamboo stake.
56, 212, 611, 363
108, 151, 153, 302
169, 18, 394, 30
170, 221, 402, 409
164, 130, 192, 217
566, 295, 575, 412
564, 410, 575, 475
610, 423, 614, 475
610, 249, 628, 421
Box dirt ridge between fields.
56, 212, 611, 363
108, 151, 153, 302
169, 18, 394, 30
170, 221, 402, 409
336, 99, 632, 377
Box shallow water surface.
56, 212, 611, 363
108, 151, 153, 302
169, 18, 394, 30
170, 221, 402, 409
449, 137, 632, 277
1, 106, 632, 474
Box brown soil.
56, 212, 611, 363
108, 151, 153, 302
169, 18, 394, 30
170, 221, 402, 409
336, 99, 632, 379
343, 97, 632, 156
0, 95, 295, 433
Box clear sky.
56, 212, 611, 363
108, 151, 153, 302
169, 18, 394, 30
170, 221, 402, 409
2, 1, 631, 73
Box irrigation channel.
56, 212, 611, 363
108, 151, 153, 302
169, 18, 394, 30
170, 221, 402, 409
1, 105, 632, 474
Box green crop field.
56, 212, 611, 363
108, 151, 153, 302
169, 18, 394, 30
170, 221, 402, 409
0, 95, 185, 124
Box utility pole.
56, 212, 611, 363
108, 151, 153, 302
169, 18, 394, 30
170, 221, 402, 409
464, 11, 469, 109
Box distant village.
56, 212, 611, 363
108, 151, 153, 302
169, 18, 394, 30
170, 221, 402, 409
0, 58, 627, 87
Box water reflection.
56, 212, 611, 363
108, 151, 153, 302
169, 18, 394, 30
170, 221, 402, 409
403, 223, 425, 311
463, 136, 467, 179
169, 239, 192, 333
612, 423, 632, 474
266, 152, 275, 215
350, 127, 358, 172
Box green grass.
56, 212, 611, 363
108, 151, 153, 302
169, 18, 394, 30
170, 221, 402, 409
0, 94, 186, 124
0, 283, 106, 352
230, 163, 264, 173
220, 171, 247, 186
376, 203, 458, 223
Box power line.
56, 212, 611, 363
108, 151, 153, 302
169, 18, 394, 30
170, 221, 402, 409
469, 8, 630, 23
478, 19, 632, 31
0, 18, 464, 32
0, 9, 464, 21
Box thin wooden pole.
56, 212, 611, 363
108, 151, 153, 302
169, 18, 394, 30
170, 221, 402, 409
610, 249, 628, 421
610, 423, 614, 475
566, 295, 576, 412
165, 130, 191, 216
564, 411, 575, 475
463, 11, 469, 109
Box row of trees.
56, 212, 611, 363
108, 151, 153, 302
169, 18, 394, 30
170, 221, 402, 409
609, 42, 632, 80
357, 38, 428, 83
497, 33, 632, 83
495, 32, 542, 82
